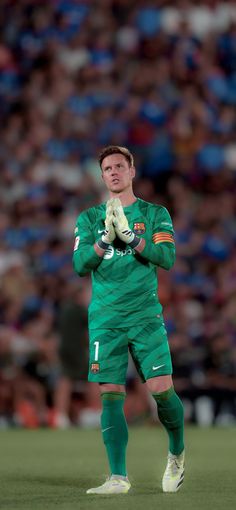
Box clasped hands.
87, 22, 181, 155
102, 198, 135, 245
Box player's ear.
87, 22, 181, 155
130, 166, 136, 179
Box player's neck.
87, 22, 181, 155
109, 190, 137, 207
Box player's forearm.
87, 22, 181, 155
73, 245, 103, 276
134, 239, 176, 270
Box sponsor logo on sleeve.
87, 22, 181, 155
160, 222, 172, 227
74, 236, 80, 250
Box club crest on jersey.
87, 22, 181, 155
133, 222, 146, 234
91, 363, 100, 373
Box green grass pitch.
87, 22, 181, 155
0, 426, 235, 510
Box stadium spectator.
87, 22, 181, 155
52, 278, 101, 429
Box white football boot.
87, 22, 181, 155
86, 475, 131, 495
162, 450, 185, 492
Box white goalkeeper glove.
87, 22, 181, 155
97, 199, 116, 249
112, 198, 141, 248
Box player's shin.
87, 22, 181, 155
152, 386, 184, 455
101, 392, 128, 477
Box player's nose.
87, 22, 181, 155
110, 167, 119, 176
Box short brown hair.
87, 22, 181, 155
98, 145, 134, 168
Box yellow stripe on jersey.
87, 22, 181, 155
152, 232, 175, 244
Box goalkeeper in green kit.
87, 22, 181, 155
73, 145, 185, 495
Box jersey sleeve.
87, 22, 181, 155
72, 211, 102, 276
139, 206, 176, 270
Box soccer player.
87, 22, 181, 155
73, 145, 185, 495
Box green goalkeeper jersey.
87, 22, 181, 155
73, 198, 175, 329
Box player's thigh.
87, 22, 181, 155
88, 328, 129, 384
128, 318, 172, 382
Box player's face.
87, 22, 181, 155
101, 154, 135, 193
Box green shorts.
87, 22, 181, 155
88, 317, 172, 384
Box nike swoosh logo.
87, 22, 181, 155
152, 364, 165, 371
102, 426, 114, 433
98, 229, 105, 233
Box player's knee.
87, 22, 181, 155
99, 383, 125, 394
146, 375, 173, 393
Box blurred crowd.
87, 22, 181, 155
0, 0, 236, 428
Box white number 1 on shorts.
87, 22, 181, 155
94, 341, 99, 361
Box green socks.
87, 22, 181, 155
100, 387, 183, 476
101, 392, 128, 477
153, 386, 184, 455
